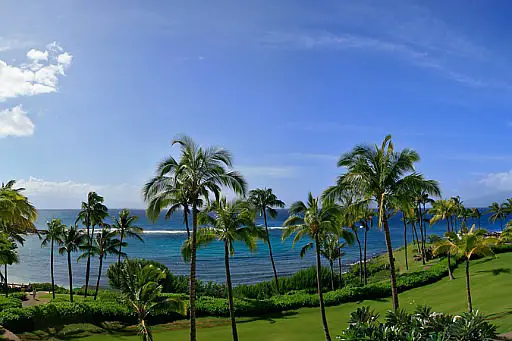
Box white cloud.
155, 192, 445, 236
26, 49, 48, 62
478, 170, 512, 191
17, 177, 143, 209
0, 43, 73, 102
0, 105, 35, 137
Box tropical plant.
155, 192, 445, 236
471, 208, 482, 229
0, 233, 18, 297
429, 199, 455, 280
324, 135, 440, 310
40, 219, 65, 299
112, 209, 143, 270
487, 202, 506, 231
58, 225, 87, 302
76, 192, 108, 298
320, 234, 343, 291
80, 227, 126, 300
433, 225, 497, 312
248, 188, 285, 294
184, 197, 258, 341
118, 261, 185, 341
143, 135, 246, 341
415, 190, 436, 264
282, 192, 342, 341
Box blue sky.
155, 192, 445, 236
2, 0, 512, 208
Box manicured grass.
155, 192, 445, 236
19, 251, 512, 340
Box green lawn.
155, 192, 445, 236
19, 251, 512, 340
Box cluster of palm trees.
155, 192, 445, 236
40, 197, 143, 302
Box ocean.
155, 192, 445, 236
7, 209, 500, 287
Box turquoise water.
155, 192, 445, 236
7, 209, 500, 287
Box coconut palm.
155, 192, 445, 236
394, 194, 415, 271
503, 198, 512, 220
450, 196, 464, 232
324, 135, 440, 310
184, 197, 258, 341
429, 199, 455, 280
358, 206, 374, 285
282, 193, 342, 341
118, 261, 185, 341
143, 135, 246, 341
0, 233, 18, 297
471, 208, 482, 229
487, 202, 506, 231
320, 234, 342, 291
337, 242, 348, 287
248, 188, 285, 294
76, 192, 108, 298
433, 225, 497, 312
112, 209, 143, 269
415, 191, 436, 264
59, 225, 87, 302
80, 227, 126, 300
40, 219, 65, 299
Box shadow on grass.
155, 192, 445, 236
486, 309, 512, 321
477, 268, 511, 276
238, 311, 299, 325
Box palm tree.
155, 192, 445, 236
487, 202, 506, 231
395, 194, 415, 271
0, 233, 18, 297
185, 197, 257, 341
80, 227, 126, 300
112, 209, 143, 270
415, 191, 436, 264
248, 188, 285, 294
503, 198, 512, 221
41, 219, 65, 299
76, 192, 108, 298
433, 225, 497, 312
320, 234, 342, 291
324, 135, 440, 311
430, 199, 455, 280
450, 196, 464, 232
143, 135, 246, 341
337, 242, 348, 287
471, 208, 481, 229
118, 261, 185, 341
59, 225, 86, 302
282, 192, 341, 341
358, 206, 374, 285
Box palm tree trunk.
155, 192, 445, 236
402, 215, 408, 271
363, 226, 368, 285
383, 217, 399, 311
68, 251, 73, 303
94, 255, 103, 300
184, 207, 190, 239
85, 224, 92, 298
338, 255, 343, 288
4, 264, 7, 298
329, 260, 334, 291
446, 220, 454, 280
263, 210, 279, 294
411, 222, 421, 258
51, 238, 55, 299
314, 235, 331, 341
465, 258, 472, 313
354, 231, 363, 285
224, 241, 238, 341
417, 206, 426, 265
117, 233, 124, 283
189, 203, 198, 341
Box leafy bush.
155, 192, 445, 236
0, 296, 22, 310
338, 305, 497, 340
30, 283, 68, 294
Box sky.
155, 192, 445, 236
2, 0, 512, 209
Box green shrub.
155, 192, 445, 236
0, 296, 22, 310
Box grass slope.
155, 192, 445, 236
20, 251, 512, 340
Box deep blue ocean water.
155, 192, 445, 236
7, 209, 501, 287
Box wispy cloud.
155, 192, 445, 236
260, 1, 511, 90
447, 153, 512, 163
478, 170, 512, 191
238, 166, 297, 179
286, 152, 338, 162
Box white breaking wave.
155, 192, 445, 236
267, 226, 284, 230
142, 230, 188, 234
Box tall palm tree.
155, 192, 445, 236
185, 197, 257, 341
59, 225, 86, 302
76, 192, 108, 298
41, 219, 65, 299
80, 227, 126, 300
450, 196, 464, 232
433, 225, 497, 313
415, 191, 436, 264
248, 188, 285, 294
429, 199, 455, 280
0, 233, 18, 297
118, 261, 185, 341
282, 193, 341, 341
143, 135, 246, 341
358, 206, 374, 285
487, 202, 506, 231
112, 209, 143, 270
471, 208, 481, 229
337, 242, 348, 288
324, 135, 440, 311
503, 198, 512, 221
320, 234, 342, 291
394, 194, 415, 271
